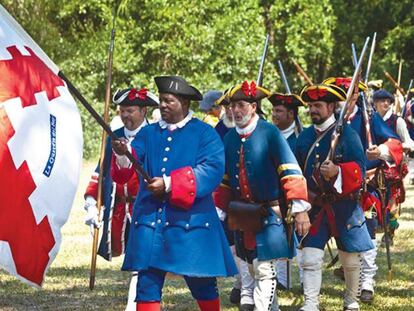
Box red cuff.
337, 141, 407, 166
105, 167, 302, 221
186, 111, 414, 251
338, 162, 362, 195
362, 192, 383, 224
84, 174, 98, 199
384, 138, 403, 166
170, 166, 196, 210
213, 185, 233, 212
281, 176, 308, 201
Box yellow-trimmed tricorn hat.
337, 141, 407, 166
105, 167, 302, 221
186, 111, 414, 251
227, 81, 271, 103
215, 87, 233, 106
323, 77, 368, 92
300, 84, 347, 103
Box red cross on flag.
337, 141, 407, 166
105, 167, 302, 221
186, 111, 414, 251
0, 5, 83, 287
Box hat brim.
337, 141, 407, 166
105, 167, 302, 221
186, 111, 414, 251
268, 93, 306, 108
301, 84, 347, 103
228, 84, 271, 102
155, 76, 202, 101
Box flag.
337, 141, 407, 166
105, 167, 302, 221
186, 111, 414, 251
0, 5, 83, 287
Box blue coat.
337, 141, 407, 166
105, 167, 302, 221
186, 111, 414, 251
223, 119, 307, 260
286, 132, 298, 153
295, 124, 373, 252
114, 118, 237, 277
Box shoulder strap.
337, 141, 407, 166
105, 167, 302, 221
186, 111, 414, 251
303, 123, 336, 174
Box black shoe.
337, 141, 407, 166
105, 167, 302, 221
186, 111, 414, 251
229, 287, 241, 304
360, 289, 374, 303
343, 307, 359, 311
239, 304, 255, 311
333, 266, 345, 281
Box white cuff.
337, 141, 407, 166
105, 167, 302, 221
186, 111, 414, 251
378, 144, 392, 162
163, 174, 172, 193
85, 195, 97, 205
215, 207, 227, 221
113, 144, 132, 168
333, 166, 343, 194
291, 199, 311, 215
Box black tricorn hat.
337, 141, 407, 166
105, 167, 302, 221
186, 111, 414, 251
113, 88, 159, 107
300, 84, 347, 103
154, 76, 203, 101
268, 93, 306, 109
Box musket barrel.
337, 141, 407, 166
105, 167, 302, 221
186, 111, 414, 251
364, 32, 377, 82
277, 60, 291, 94
256, 34, 270, 86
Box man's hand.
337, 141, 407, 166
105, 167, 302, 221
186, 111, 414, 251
84, 200, 102, 237
366, 145, 381, 161
147, 177, 166, 196
111, 138, 129, 155
295, 211, 311, 237
320, 160, 339, 180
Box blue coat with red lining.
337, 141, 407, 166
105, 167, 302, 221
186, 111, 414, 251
295, 124, 374, 252
215, 119, 308, 260
111, 118, 237, 277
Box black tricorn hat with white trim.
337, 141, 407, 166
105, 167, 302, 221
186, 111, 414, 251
113, 88, 159, 107
154, 76, 203, 101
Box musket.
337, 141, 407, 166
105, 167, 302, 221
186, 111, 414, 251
384, 71, 406, 96
395, 60, 403, 115
277, 60, 303, 133
377, 167, 393, 281
87, 2, 118, 291
364, 32, 377, 83
256, 33, 270, 87
292, 59, 313, 86
402, 79, 413, 117
352, 42, 373, 148
326, 37, 370, 161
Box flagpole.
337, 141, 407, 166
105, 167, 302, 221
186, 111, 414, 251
88, 2, 118, 291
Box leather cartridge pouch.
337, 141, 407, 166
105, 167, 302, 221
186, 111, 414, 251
228, 200, 269, 232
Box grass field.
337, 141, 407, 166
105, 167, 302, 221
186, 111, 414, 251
1, 161, 413, 310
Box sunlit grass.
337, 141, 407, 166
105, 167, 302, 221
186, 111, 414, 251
1, 161, 413, 310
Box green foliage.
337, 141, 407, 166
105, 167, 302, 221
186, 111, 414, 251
1, 0, 413, 158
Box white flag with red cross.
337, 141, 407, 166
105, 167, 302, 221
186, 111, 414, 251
0, 5, 83, 287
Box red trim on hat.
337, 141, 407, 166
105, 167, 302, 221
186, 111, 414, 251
129, 88, 148, 100
335, 78, 351, 89
307, 88, 327, 100
170, 166, 197, 210
241, 81, 257, 97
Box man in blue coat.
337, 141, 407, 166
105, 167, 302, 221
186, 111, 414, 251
111, 76, 237, 311
323, 77, 403, 303
214, 80, 311, 311
269, 92, 305, 152
83, 87, 159, 310
296, 84, 374, 311
268, 92, 307, 290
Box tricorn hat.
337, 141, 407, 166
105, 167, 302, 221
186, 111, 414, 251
113, 88, 159, 107
154, 76, 202, 101
268, 93, 306, 110
301, 84, 347, 103
228, 81, 271, 103
215, 87, 233, 106
323, 77, 368, 92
